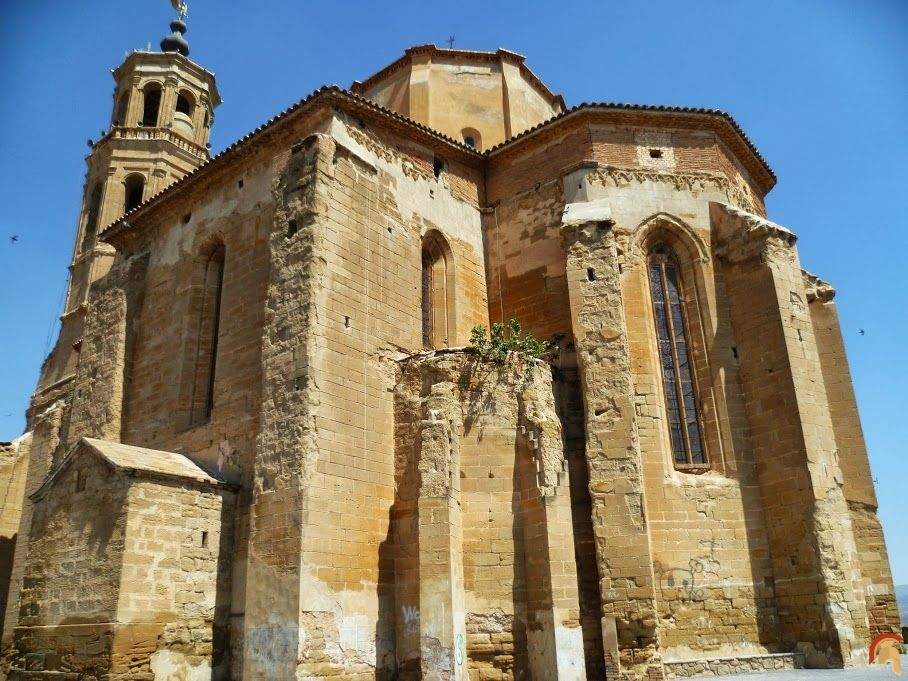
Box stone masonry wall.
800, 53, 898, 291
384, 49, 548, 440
0, 436, 29, 642
7, 453, 129, 677
806, 283, 900, 636
245, 110, 488, 679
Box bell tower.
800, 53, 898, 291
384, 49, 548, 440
36, 10, 220, 395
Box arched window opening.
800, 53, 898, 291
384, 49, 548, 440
648, 243, 706, 466
176, 90, 194, 116
113, 91, 129, 126
188, 244, 225, 426
461, 127, 482, 151
421, 232, 454, 349
123, 174, 145, 213
141, 84, 162, 126
81, 183, 103, 253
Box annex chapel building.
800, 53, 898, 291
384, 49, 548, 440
0, 12, 899, 681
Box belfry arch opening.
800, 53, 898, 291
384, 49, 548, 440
141, 83, 162, 126
421, 230, 455, 349
123, 174, 145, 214
176, 90, 195, 116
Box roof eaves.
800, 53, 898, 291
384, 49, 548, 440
485, 102, 776, 189
100, 86, 483, 243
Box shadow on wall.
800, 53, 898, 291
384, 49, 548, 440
0, 533, 15, 639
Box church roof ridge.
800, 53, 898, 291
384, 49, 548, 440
101, 86, 776, 243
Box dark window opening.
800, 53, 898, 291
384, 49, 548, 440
463, 136, 476, 148
124, 175, 145, 213
649, 148, 663, 159
141, 84, 162, 127
433, 156, 446, 179
81, 183, 103, 253
648, 243, 706, 466
586, 267, 596, 282
201, 531, 209, 548
287, 219, 299, 238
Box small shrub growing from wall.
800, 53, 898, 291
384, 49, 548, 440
469, 319, 560, 363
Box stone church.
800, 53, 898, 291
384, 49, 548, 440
0, 10, 899, 681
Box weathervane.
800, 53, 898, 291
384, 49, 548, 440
446, 35, 456, 49
170, 0, 188, 20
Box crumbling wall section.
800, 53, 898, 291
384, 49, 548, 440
394, 351, 585, 680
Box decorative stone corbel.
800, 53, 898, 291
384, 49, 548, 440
802, 270, 836, 303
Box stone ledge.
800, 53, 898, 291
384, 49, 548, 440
663, 652, 805, 678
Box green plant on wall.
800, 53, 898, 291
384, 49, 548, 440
469, 319, 560, 363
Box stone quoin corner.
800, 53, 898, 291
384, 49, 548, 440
0, 7, 900, 681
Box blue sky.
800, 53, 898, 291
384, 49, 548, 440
1, 1, 905, 583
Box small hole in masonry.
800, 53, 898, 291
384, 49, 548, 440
731, 346, 739, 360
238, 179, 244, 189
344, 315, 351, 328
649, 148, 663, 159
433, 156, 446, 178
201, 531, 209, 548
587, 268, 596, 282
182, 213, 192, 224
287, 219, 298, 238
594, 408, 606, 416
387, 226, 392, 234
797, 328, 803, 342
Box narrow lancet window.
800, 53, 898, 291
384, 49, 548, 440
141, 84, 162, 126
421, 231, 453, 349
188, 245, 225, 426
648, 243, 706, 465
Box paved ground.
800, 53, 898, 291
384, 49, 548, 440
714, 656, 906, 680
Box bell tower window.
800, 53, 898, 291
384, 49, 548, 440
141, 84, 162, 127
647, 243, 706, 466
123, 174, 145, 213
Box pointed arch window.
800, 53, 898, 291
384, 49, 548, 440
421, 231, 454, 349
648, 243, 706, 466
187, 244, 225, 426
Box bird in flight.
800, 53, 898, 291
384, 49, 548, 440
9, 235, 18, 244
859, 329, 865, 336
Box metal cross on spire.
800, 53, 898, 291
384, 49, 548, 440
170, 0, 188, 20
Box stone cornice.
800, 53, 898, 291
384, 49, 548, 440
589, 165, 759, 214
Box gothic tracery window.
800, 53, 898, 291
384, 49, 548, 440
648, 243, 706, 466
